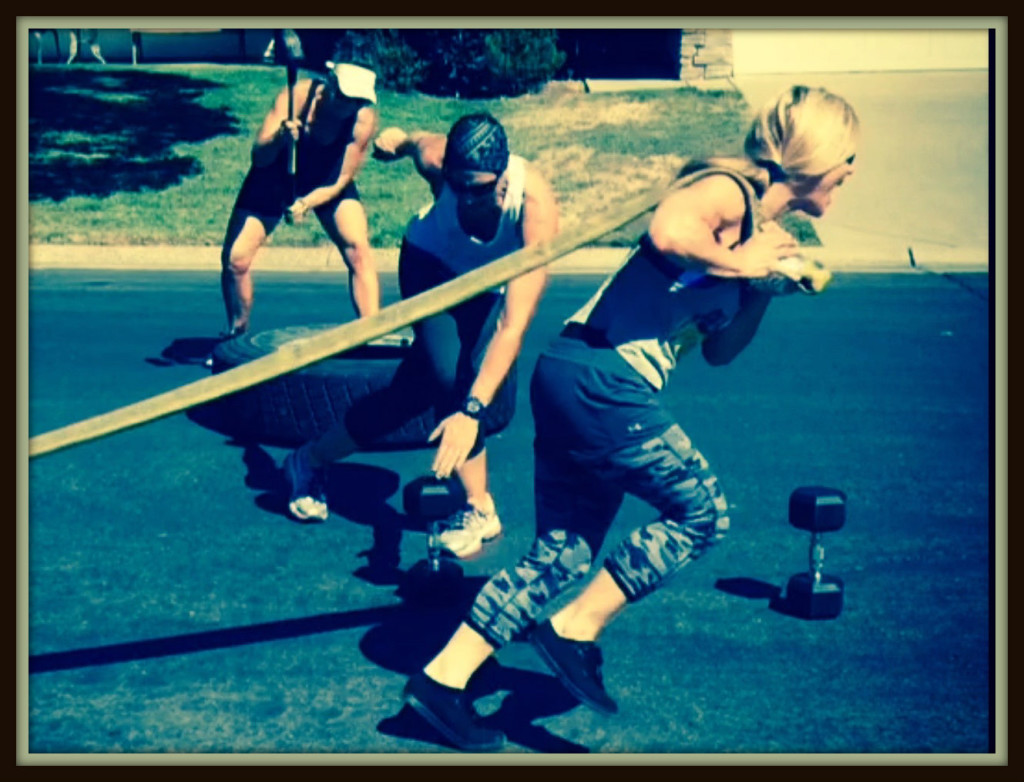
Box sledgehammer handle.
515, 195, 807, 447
287, 62, 298, 183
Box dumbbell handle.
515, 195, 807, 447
427, 520, 443, 573
809, 532, 826, 584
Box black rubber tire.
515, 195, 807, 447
202, 324, 517, 450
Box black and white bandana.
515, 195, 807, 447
444, 113, 510, 175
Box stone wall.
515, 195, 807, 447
679, 29, 734, 81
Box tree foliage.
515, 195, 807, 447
319, 29, 566, 97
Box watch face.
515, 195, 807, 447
464, 397, 484, 417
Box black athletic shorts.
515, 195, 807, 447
231, 163, 360, 233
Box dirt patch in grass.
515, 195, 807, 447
504, 95, 661, 135
533, 144, 685, 240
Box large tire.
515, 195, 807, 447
202, 324, 517, 450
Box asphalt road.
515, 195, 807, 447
24, 269, 994, 757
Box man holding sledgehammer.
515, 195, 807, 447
282, 112, 560, 563
219, 42, 381, 337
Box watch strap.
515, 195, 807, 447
460, 395, 487, 420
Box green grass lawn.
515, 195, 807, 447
27, 63, 818, 248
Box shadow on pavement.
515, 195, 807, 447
29, 532, 587, 753
230, 441, 413, 587
714, 576, 782, 602
362, 571, 589, 754
226, 437, 590, 752
716, 575, 826, 620
31, 423, 588, 752
236, 434, 591, 753
173, 416, 424, 589
146, 336, 223, 368
29, 604, 403, 675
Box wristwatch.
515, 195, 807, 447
460, 395, 487, 420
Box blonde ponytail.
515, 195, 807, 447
744, 86, 859, 183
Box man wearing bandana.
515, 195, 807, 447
281, 113, 560, 563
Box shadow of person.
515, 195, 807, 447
146, 336, 225, 367
716, 576, 814, 619
360, 568, 589, 753
176, 435, 589, 751
227, 440, 418, 587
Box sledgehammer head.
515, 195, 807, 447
274, 29, 305, 67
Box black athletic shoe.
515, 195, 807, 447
403, 671, 505, 752
529, 619, 618, 715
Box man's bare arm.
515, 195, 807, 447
373, 127, 447, 197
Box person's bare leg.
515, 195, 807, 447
549, 568, 628, 642
324, 198, 380, 318
423, 622, 496, 689
220, 213, 267, 335
82, 30, 106, 64
455, 448, 495, 514
66, 30, 79, 64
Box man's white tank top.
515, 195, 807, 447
404, 155, 527, 274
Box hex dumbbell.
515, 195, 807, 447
782, 486, 846, 619
401, 475, 467, 596
403, 475, 467, 525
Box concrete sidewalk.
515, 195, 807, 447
26, 242, 986, 275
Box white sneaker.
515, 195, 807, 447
436, 504, 503, 560
283, 449, 328, 522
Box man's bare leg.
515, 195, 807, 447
455, 447, 495, 515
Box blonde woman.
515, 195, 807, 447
399, 86, 859, 752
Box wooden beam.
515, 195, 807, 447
29, 174, 687, 459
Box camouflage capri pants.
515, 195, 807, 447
466, 343, 730, 649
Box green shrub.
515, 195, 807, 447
405, 29, 566, 98
405, 30, 489, 98
326, 29, 427, 93
483, 29, 566, 96
297, 29, 567, 98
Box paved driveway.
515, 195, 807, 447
731, 71, 990, 266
